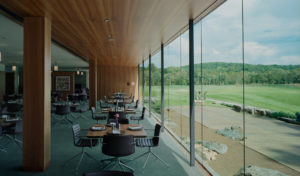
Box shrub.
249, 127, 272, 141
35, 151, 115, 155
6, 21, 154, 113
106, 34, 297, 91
269, 111, 296, 119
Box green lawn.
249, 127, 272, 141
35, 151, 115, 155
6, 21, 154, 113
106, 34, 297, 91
144, 84, 300, 114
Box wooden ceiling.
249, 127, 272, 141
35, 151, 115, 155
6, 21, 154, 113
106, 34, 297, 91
0, 0, 224, 67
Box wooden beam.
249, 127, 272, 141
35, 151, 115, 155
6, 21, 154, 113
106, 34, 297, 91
23, 17, 51, 171
89, 59, 97, 108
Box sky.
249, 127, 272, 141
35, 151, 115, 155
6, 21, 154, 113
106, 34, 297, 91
149, 0, 300, 68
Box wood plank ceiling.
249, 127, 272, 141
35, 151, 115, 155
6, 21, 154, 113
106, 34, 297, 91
0, 0, 224, 67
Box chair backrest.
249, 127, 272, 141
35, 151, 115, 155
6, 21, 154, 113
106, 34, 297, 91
141, 107, 146, 120
91, 107, 96, 119
83, 170, 134, 176
14, 120, 23, 134
0, 125, 2, 136
152, 124, 161, 146
107, 118, 129, 124
7, 103, 22, 113
102, 135, 135, 157
55, 105, 70, 115
79, 103, 89, 112
108, 111, 126, 119
135, 100, 139, 108
72, 124, 81, 145
79, 94, 87, 101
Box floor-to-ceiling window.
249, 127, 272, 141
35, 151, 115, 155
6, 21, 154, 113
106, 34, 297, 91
150, 51, 161, 119
144, 59, 149, 107
244, 0, 300, 175
164, 32, 190, 145
138, 64, 143, 101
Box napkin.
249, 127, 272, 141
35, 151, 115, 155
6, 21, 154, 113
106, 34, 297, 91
91, 126, 106, 131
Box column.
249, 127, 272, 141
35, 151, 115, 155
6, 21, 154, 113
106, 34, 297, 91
23, 17, 51, 171
89, 59, 97, 108
189, 19, 195, 166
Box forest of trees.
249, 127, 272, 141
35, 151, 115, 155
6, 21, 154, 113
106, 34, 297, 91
143, 62, 300, 86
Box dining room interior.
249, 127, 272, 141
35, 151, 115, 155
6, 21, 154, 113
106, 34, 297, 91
1, 0, 300, 176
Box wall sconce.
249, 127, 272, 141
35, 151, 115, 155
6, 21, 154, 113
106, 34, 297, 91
54, 65, 58, 71
81, 71, 84, 75
12, 65, 17, 71
77, 69, 80, 75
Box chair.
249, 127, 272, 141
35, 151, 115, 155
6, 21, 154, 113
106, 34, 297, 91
54, 105, 72, 124
0, 126, 7, 152
83, 170, 134, 176
107, 118, 129, 125
7, 103, 22, 117
71, 103, 89, 120
127, 100, 139, 109
108, 111, 126, 119
101, 135, 135, 172
64, 124, 99, 170
130, 107, 145, 124
3, 120, 23, 149
78, 94, 88, 102
91, 107, 107, 124
132, 124, 168, 168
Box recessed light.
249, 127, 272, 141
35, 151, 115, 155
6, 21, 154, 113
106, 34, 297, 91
104, 19, 110, 23
108, 38, 115, 41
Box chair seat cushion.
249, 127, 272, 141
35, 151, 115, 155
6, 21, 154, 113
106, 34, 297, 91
94, 115, 106, 120
130, 116, 141, 120
136, 138, 154, 147
76, 138, 98, 147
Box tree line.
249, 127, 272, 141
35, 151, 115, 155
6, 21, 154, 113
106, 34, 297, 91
142, 62, 300, 85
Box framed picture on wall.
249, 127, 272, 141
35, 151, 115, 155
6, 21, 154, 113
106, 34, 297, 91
56, 76, 71, 91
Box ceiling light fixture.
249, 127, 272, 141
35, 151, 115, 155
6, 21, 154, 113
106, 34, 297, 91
12, 65, 16, 71
104, 18, 110, 23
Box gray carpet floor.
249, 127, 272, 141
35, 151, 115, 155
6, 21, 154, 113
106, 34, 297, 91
0, 105, 203, 176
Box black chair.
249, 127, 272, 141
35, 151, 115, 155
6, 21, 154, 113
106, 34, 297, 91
91, 107, 107, 124
128, 100, 139, 109
7, 103, 22, 117
79, 94, 88, 102
71, 103, 89, 120
132, 124, 168, 168
108, 111, 126, 119
54, 105, 72, 124
64, 124, 99, 170
83, 170, 134, 176
101, 135, 135, 172
3, 120, 23, 149
0, 125, 7, 152
107, 118, 129, 125
130, 107, 145, 124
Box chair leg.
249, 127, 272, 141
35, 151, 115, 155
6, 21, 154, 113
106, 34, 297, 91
119, 159, 134, 172
76, 151, 85, 170
143, 152, 151, 168
151, 149, 169, 167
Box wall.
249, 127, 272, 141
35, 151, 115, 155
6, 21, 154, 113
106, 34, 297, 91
51, 72, 74, 98
97, 66, 138, 100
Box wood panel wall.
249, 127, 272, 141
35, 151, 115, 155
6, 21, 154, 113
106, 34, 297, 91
97, 66, 138, 100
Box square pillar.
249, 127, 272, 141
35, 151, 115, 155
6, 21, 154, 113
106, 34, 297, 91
89, 59, 97, 108
23, 17, 51, 171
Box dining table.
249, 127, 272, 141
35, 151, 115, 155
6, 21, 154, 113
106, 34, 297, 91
101, 108, 136, 114
87, 124, 147, 138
